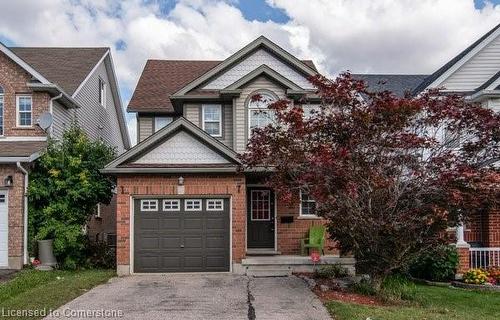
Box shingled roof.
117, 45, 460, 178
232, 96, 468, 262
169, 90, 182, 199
128, 59, 318, 113
0, 141, 47, 158
352, 74, 429, 98
10, 47, 108, 95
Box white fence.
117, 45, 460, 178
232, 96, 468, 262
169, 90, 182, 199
470, 247, 500, 269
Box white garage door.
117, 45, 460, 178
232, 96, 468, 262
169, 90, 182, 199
0, 191, 8, 267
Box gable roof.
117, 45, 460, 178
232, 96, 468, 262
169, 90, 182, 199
127, 36, 318, 113
412, 23, 500, 95
102, 117, 240, 173
10, 47, 109, 96
352, 74, 429, 98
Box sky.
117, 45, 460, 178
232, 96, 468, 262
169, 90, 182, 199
0, 0, 499, 145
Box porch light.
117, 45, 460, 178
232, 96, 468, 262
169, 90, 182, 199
178, 176, 184, 186
3, 175, 13, 187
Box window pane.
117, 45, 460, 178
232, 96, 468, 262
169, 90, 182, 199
20, 112, 31, 126
249, 110, 274, 130
204, 122, 220, 135
19, 97, 32, 111
155, 117, 173, 132
204, 105, 221, 121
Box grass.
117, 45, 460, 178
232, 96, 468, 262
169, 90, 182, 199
0, 269, 115, 320
326, 284, 500, 320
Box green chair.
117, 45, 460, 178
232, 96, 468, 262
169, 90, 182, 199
300, 225, 326, 256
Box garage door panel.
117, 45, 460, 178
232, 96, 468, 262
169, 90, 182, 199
161, 237, 182, 248
184, 236, 203, 248
134, 197, 230, 273
160, 217, 181, 229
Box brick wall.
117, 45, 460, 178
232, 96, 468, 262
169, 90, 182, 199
0, 51, 49, 137
115, 173, 246, 270
276, 192, 339, 255
464, 209, 500, 247
87, 193, 117, 243
0, 164, 26, 269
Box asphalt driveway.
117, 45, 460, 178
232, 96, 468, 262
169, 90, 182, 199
45, 274, 331, 320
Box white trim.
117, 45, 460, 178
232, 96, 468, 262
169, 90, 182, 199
140, 199, 158, 212
16, 95, 32, 128
0, 189, 9, 267
299, 190, 317, 217
229, 196, 233, 272
0, 43, 51, 84
162, 199, 180, 211
250, 189, 271, 221
206, 199, 224, 211
202, 104, 222, 137
427, 26, 500, 90
184, 199, 202, 211
0, 136, 47, 141
72, 50, 109, 97
96, 203, 102, 218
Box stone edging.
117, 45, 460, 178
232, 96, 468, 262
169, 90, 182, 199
451, 281, 500, 292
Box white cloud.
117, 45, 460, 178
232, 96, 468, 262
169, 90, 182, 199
1, 0, 499, 145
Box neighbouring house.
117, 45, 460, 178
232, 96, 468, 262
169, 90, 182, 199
355, 23, 500, 276
0, 43, 130, 269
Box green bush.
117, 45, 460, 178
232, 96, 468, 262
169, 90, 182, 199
28, 125, 116, 269
314, 263, 350, 279
352, 278, 377, 296
409, 245, 458, 282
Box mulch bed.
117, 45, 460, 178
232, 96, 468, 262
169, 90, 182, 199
295, 272, 386, 306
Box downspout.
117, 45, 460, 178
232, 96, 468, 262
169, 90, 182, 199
49, 93, 63, 138
16, 162, 28, 265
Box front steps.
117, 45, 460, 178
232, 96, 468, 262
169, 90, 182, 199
241, 255, 356, 277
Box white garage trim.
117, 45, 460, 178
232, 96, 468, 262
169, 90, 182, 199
129, 195, 233, 274
0, 189, 9, 268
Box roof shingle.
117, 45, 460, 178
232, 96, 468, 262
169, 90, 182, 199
0, 141, 47, 157
352, 74, 429, 98
10, 47, 108, 95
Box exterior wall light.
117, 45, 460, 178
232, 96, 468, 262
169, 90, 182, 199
4, 175, 13, 187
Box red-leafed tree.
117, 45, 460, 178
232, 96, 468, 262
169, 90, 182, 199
240, 73, 500, 288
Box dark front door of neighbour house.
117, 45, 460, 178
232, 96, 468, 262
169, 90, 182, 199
247, 188, 275, 249
134, 197, 230, 273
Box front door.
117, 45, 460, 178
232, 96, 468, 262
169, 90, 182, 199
247, 188, 275, 249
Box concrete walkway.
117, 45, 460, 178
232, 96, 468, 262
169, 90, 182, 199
45, 274, 331, 320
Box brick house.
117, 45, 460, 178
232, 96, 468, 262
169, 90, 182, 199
105, 28, 499, 276
0, 43, 130, 269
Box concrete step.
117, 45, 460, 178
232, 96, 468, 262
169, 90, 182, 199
245, 265, 292, 277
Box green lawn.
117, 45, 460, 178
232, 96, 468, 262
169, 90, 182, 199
327, 284, 500, 320
0, 269, 114, 320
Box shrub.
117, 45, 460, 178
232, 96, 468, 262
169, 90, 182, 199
380, 275, 417, 302
487, 267, 500, 285
314, 263, 349, 279
409, 245, 458, 281
463, 268, 489, 284
352, 278, 377, 296
85, 240, 116, 269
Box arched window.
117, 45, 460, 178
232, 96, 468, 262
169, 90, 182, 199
247, 92, 276, 135
0, 85, 4, 136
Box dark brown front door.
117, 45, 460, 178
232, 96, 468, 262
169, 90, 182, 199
247, 188, 275, 249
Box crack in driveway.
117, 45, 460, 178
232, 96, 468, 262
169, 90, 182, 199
246, 276, 256, 320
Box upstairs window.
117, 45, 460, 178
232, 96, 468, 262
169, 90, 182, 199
202, 104, 222, 137
16, 95, 32, 127
154, 117, 173, 132
0, 85, 3, 135
300, 190, 317, 216
248, 93, 275, 136
98, 78, 106, 107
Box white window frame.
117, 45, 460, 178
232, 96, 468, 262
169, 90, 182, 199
206, 199, 224, 211
163, 199, 180, 211
154, 117, 173, 132
140, 199, 158, 212
202, 104, 222, 137
185, 199, 202, 211
16, 95, 32, 127
299, 190, 317, 217
247, 93, 275, 137
0, 88, 4, 136
99, 77, 106, 107
250, 190, 271, 221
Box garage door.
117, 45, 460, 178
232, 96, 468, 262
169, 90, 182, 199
134, 197, 230, 273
